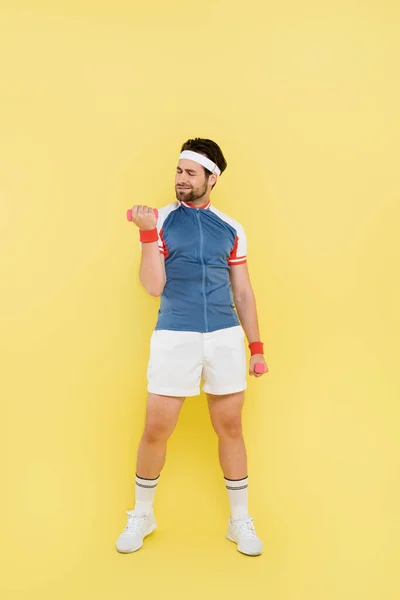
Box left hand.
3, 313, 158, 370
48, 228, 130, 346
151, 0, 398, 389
249, 354, 269, 378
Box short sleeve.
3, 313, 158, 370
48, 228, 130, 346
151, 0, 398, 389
157, 225, 167, 256
228, 222, 247, 266
157, 212, 169, 257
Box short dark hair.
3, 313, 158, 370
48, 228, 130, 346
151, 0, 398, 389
180, 138, 227, 177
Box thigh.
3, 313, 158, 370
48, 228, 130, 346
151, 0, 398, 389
203, 326, 247, 395
147, 329, 203, 397
207, 391, 245, 436
144, 392, 185, 438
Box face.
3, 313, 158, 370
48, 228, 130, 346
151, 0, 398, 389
175, 159, 215, 203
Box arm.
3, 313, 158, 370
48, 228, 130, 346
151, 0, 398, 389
139, 244, 166, 297
230, 263, 268, 377
131, 205, 166, 297
229, 263, 260, 344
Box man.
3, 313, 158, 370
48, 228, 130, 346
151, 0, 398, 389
116, 138, 268, 556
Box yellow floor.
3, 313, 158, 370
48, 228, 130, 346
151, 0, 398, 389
3, 380, 399, 600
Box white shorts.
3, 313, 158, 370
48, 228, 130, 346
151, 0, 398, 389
147, 326, 247, 397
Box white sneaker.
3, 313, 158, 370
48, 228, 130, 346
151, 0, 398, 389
116, 509, 156, 553
226, 516, 263, 556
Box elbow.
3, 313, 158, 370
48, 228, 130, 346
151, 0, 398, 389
233, 288, 254, 305
147, 287, 164, 297
141, 277, 166, 297
233, 293, 244, 305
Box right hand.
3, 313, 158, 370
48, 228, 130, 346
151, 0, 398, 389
130, 205, 157, 231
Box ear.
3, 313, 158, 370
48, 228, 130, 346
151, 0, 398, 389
209, 172, 219, 187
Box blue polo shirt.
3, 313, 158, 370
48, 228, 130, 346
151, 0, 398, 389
150, 200, 247, 333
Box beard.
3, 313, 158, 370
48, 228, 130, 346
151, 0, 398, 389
175, 181, 208, 203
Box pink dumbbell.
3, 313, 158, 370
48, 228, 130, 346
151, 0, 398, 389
127, 207, 159, 221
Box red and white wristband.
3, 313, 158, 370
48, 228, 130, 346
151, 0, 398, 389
139, 228, 159, 243
248, 341, 264, 356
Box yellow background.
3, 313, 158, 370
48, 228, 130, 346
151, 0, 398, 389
1, 1, 399, 599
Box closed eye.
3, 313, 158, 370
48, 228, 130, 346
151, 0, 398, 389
176, 167, 197, 176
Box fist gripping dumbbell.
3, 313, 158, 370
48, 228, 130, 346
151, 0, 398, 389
126, 208, 159, 222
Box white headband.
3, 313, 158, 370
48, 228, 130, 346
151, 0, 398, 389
179, 150, 221, 176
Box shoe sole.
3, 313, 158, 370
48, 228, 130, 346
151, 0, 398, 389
116, 524, 157, 554
226, 532, 263, 557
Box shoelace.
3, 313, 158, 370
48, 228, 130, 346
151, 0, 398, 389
124, 512, 146, 535
233, 518, 258, 538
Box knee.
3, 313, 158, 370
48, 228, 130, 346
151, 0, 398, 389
215, 417, 243, 439
143, 419, 171, 443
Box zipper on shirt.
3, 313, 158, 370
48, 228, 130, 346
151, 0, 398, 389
196, 209, 209, 332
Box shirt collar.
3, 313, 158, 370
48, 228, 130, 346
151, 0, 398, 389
180, 200, 211, 210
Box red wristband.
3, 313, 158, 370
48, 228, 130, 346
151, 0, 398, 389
139, 228, 158, 243
248, 341, 264, 355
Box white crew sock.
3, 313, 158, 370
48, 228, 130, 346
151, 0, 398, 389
225, 476, 249, 521
134, 474, 160, 516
